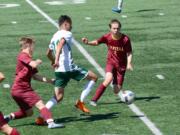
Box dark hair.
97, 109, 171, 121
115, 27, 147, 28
109, 19, 121, 28
58, 15, 72, 26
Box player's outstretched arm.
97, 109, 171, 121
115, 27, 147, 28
29, 59, 42, 68
82, 38, 99, 46
0, 72, 5, 83
126, 52, 133, 71
32, 74, 55, 85
46, 49, 55, 66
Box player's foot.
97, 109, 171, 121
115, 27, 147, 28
35, 116, 45, 125
4, 115, 12, 123
75, 99, 90, 113
48, 122, 65, 129
112, 7, 122, 13
89, 101, 97, 107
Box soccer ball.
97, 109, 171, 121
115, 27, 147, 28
118, 90, 135, 104
35, 117, 45, 125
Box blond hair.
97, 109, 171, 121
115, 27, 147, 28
19, 37, 35, 49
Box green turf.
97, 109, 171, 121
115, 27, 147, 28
0, 0, 180, 135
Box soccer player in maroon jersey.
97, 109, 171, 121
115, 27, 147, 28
82, 19, 133, 106
0, 72, 20, 135
4, 37, 64, 128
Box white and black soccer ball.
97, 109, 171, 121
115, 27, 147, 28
118, 90, 135, 104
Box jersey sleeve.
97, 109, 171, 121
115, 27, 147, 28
63, 31, 72, 43
18, 53, 32, 65
97, 35, 107, 44
124, 37, 132, 53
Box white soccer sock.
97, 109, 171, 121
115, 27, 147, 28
45, 97, 58, 110
80, 80, 95, 102
118, 0, 123, 9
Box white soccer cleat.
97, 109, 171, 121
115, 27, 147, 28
89, 101, 97, 107
48, 122, 65, 129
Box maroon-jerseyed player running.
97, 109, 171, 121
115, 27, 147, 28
4, 37, 64, 128
82, 19, 133, 106
0, 72, 20, 135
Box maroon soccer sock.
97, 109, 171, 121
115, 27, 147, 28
40, 107, 53, 123
12, 110, 27, 119
92, 83, 107, 102
10, 128, 20, 135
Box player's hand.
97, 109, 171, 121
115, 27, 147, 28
53, 60, 59, 68
36, 59, 42, 65
82, 38, 88, 44
127, 63, 133, 71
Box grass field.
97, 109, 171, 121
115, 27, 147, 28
0, 0, 180, 135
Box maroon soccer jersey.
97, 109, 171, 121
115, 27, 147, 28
12, 52, 38, 91
97, 33, 132, 70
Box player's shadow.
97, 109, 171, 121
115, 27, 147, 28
98, 101, 123, 105
13, 122, 40, 127
136, 9, 160, 12
135, 96, 160, 102
55, 112, 120, 123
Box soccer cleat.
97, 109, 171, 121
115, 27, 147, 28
35, 117, 45, 125
89, 101, 97, 107
75, 100, 90, 113
4, 115, 11, 123
112, 7, 122, 13
48, 122, 65, 129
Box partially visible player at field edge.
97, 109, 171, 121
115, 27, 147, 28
0, 72, 20, 135
45, 15, 97, 113
4, 37, 64, 129
82, 19, 133, 106
112, 0, 123, 13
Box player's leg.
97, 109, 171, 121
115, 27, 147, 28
80, 70, 98, 103
90, 63, 113, 106
4, 92, 34, 122
90, 72, 113, 106
112, 0, 123, 13
0, 112, 20, 135
35, 100, 64, 128
5, 109, 33, 122
72, 67, 97, 113
45, 87, 64, 110
113, 69, 126, 98
45, 72, 68, 110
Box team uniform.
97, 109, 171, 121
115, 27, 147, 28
97, 32, 132, 85
91, 32, 132, 103
49, 30, 88, 88
11, 52, 41, 111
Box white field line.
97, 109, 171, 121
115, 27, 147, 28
25, 0, 163, 135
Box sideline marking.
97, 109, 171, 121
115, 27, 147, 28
25, 0, 163, 135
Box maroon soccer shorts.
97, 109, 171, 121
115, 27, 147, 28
105, 63, 126, 86
0, 112, 7, 128
11, 89, 41, 111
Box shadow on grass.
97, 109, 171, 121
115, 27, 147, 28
136, 9, 161, 12
12, 112, 120, 127
13, 122, 42, 127
55, 112, 120, 123
98, 101, 123, 105
135, 96, 160, 102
